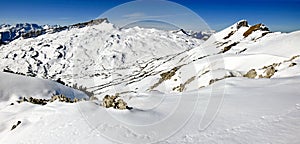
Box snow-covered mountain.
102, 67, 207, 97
0, 19, 299, 143
0, 19, 110, 45
171, 29, 214, 40
0, 18, 203, 87
0, 23, 44, 44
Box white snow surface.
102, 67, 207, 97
0, 20, 300, 143
0, 72, 88, 105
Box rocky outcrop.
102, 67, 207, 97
17, 94, 82, 105
289, 63, 297, 67
102, 95, 131, 110
223, 30, 236, 39
17, 97, 48, 105
243, 69, 257, 78
243, 24, 269, 37
70, 18, 108, 28
237, 20, 249, 29
209, 75, 235, 85
222, 42, 239, 53
173, 76, 195, 92
263, 66, 276, 78
21, 29, 44, 39
160, 67, 178, 80
150, 66, 182, 90
11, 121, 21, 131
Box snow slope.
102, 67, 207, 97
0, 76, 299, 144
0, 72, 87, 105
0, 19, 300, 143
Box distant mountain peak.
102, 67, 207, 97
0, 18, 110, 45
236, 20, 249, 29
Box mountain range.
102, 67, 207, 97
0, 18, 299, 143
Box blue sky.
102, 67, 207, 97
1, 0, 299, 32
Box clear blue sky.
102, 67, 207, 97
1, 0, 299, 32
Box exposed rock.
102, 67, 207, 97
261, 32, 270, 37
243, 24, 269, 37
173, 76, 195, 92
223, 30, 236, 39
16, 94, 82, 105
11, 121, 21, 131
173, 84, 184, 92
236, 48, 247, 54
209, 75, 235, 85
29, 97, 48, 105
289, 63, 297, 67
237, 20, 249, 29
56, 78, 65, 85
73, 98, 79, 103
102, 95, 131, 110
50, 94, 71, 103
71, 18, 108, 28
102, 95, 117, 108
244, 69, 257, 78
150, 66, 182, 90
17, 97, 28, 103
284, 55, 300, 63
160, 67, 178, 80
222, 42, 239, 53
22, 29, 44, 39
264, 66, 276, 78
116, 99, 128, 110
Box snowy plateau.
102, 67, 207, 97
0, 19, 300, 144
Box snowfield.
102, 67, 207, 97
0, 19, 299, 143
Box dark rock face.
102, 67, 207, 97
237, 20, 249, 29
11, 121, 21, 131
223, 30, 236, 39
222, 42, 239, 53
70, 18, 109, 28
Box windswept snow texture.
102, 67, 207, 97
0, 20, 300, 143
